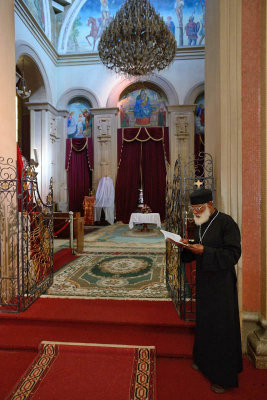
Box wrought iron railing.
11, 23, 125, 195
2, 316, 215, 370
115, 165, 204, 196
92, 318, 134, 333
165, 153, 215, 321
0, 157, 53, 313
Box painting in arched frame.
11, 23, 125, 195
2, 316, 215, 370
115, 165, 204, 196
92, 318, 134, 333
118, 86, 168, 128
66, 97, 92, 138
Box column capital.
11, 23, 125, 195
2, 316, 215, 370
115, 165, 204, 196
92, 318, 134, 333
26, 103, 69, 119
90, 107, 119, 116
167, 105, 196, 113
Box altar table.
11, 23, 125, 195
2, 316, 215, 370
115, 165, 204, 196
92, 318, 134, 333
129, 213, 161, 231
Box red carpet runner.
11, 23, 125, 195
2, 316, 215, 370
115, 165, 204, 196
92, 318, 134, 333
6, 342, 156, 400
53, 248, 78, 273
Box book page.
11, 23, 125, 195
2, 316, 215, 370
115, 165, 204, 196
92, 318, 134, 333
160, 230, 189, 246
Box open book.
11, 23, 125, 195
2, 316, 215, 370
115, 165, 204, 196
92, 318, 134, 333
160, 230, 189, 246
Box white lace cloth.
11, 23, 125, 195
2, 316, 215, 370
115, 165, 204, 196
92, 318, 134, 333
129, 213, 161, 229
94, 177, 115, 225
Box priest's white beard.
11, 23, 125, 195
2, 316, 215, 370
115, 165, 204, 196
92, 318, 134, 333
193, 205, 211, 226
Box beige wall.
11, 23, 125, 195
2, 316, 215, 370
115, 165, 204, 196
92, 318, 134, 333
0, 0, 16, 161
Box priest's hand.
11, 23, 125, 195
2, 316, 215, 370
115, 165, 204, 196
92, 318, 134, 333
187, 244, 204, 254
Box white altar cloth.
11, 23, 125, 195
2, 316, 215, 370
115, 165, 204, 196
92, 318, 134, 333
129, 213, 161, 229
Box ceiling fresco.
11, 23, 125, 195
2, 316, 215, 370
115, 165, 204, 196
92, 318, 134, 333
65, 0, 205, 54
22, 0, 45, 32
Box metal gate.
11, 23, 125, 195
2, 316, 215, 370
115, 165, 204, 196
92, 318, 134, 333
165, 153, 215, 321
0, 157, 53, 313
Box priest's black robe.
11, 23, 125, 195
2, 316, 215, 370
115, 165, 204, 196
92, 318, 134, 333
182, 210, 242, 388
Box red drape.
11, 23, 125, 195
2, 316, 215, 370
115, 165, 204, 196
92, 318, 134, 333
65, 138, 93, 214
115, 127, 169, 223
17, 144, 25, 212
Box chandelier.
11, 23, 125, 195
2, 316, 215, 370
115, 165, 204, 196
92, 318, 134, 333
16, 57, 31, 100
98, 0, 177, 77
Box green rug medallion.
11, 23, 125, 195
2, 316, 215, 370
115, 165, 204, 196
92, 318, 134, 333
47, 252, 169, 299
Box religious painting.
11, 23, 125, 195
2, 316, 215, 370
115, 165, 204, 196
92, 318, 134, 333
22, 0, 45, 32
118, 87, 168, 128
65, 0, 205, 54
66, 97, 92, 139
195, 93, 205, 135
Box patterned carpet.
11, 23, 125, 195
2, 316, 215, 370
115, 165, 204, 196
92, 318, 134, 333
50, 223, 169, 299
47, 252, 169, 299
54, 222, 165, 254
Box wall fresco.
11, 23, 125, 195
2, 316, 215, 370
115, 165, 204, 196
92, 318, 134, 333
119, 88, 168, 127
195, 93, 204, 135
23, 0, 45, 32
66, 0, 205, 54
66, 97, 92, 138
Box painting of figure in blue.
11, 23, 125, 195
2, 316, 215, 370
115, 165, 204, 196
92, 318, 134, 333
195, 93, 205, 135
134, 90, 153, 126
167, 16, 175, 37
66, 0, 205, 54
119, 87, 168, 127
66, 98, 92, 138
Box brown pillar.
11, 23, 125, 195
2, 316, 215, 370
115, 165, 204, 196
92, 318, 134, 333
0, 0, 16, 160
243, 0, 267, 368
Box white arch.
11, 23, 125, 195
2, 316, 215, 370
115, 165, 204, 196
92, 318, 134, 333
57, 88, 100, 110
57, 0, 87, 54
106, 75, 179, 107
15, 41, 52, 103
184, 82, 205, 104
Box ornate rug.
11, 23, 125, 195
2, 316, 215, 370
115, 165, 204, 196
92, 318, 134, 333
6, 341, 156, 400
54, 223, 165, 254
46, 252, 169, 299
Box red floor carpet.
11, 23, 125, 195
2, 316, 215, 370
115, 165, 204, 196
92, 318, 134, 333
53, 248, 78, 272
6, 342, 156, 400
1, 298, 267, 399
0, 298, 195, 357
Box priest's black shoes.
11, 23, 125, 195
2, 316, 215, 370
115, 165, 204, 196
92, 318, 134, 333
191, 363, 199, 371
210, 384, 226, 394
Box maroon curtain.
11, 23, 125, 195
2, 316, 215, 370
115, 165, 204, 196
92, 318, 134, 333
115, 127, 169, 223
65, 138, 93, 214
115, 140, 141, 223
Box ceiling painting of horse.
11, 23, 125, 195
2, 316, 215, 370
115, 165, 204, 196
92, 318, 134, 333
66, 0, 205, 54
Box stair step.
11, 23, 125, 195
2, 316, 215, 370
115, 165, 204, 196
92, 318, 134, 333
0, 297, 195, 357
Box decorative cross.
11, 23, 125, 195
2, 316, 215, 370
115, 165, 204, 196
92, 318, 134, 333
194, 179, 203, 188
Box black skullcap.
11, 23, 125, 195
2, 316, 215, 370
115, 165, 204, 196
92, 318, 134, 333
189, 188, 213, 205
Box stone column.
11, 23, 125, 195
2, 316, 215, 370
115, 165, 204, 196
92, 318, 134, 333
26, 102, 67, 201
90, 108, 119, 191
54, 110, 68, 211
167, 105, 195, 176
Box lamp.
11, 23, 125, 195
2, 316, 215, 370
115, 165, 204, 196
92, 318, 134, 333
16, 57, 31, 100
98, 0, 177, 77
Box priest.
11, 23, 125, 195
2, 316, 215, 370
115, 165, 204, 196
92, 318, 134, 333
171, 188, 242, 394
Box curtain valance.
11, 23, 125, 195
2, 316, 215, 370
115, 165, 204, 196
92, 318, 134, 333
65, 138, 94, 172
117, 127, 170, 166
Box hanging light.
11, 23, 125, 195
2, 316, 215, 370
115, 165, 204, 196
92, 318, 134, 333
98, 0, 177, 77
16, 57, 31, 100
